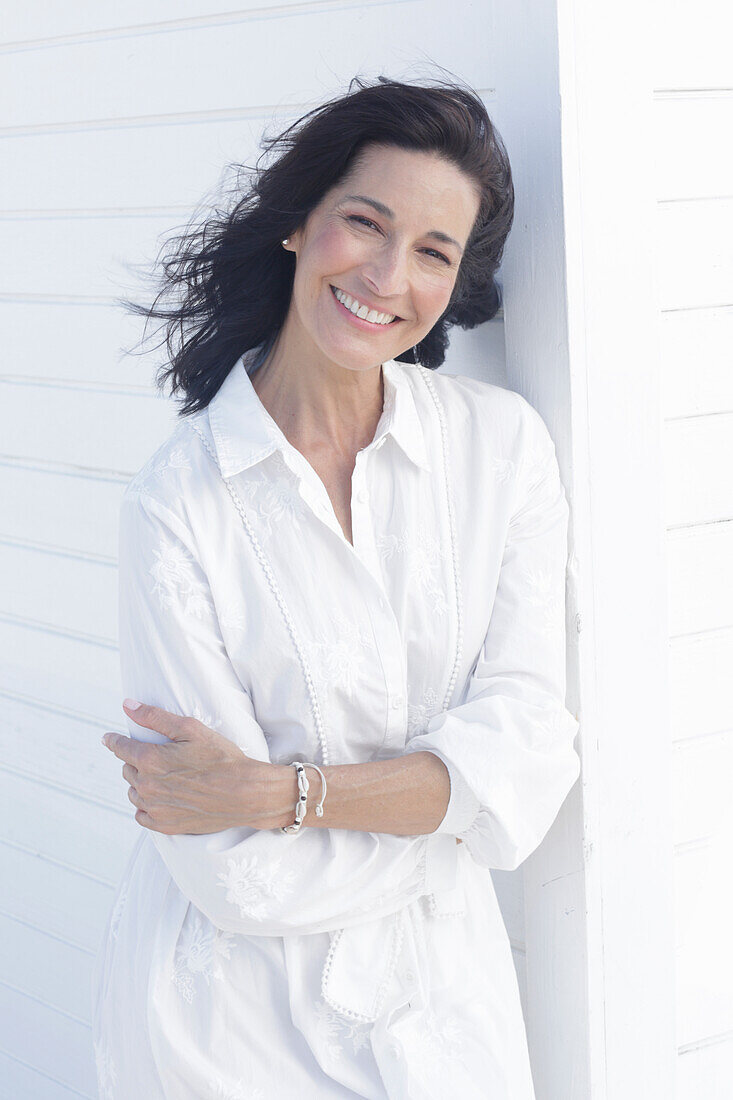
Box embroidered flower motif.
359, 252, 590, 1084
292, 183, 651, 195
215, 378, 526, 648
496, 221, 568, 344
108, 881, 129, 943
149, 539, 214, 619
491, 456, 515, 484
208, 1075, 265, 1100
171, 909, 235, 1005
237, 455, 310, 537
405, 1006, 467, 1082
94, 1038, 117, 1099
407, 686, 442, 738
310, 610, 375, 700
128, 422, 193, 496
376, 525, 448, 615
520, 564, 563, 634
219, 606, 248, 632
217, 854, 297, 920
314, 997, 372, 1059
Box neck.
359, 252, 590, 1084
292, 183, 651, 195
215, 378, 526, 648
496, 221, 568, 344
250, 324, 386, 461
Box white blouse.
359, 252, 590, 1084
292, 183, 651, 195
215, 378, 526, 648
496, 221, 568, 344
92, 349, 580, 1099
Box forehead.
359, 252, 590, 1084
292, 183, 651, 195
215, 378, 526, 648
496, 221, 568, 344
332, 145, 480, 230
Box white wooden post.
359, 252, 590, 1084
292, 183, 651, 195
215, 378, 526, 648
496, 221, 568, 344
494, 1, 677, 1097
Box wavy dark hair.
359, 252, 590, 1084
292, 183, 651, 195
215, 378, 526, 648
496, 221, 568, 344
129, 73, 514, 416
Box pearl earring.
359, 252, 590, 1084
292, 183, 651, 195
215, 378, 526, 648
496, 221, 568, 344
281, 238, 289, 246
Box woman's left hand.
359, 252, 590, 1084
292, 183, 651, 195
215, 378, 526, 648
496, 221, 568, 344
101, 700, 281, 835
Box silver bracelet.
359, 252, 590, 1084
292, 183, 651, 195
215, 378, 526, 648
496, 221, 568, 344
301, 762, 327, 817
279, 760, 328, 834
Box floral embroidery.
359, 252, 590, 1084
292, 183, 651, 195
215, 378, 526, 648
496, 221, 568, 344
171, 909, 235, 1005
314, 997, 372, 1060
520, 564, 563, 633
217, 854, 297, 920
491, 456, 515, 484
94, 1037, 117, 1099
237, 454, 310, 537
127, 422, 193, 496
376, 525, 449, 615
219, 606, 248, 632
406, 1006, 467, 1081
407, 686, 442, 738
208, 1075, 265, 1100
149, 538, 214, 619
310, 610, 375, 700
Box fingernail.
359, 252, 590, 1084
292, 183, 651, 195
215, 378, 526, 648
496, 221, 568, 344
123, 698, 142, 710
101, 734, 109, 747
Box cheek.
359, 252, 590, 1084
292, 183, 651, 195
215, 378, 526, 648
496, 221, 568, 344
307, 224, 361, 275
416, 277, 455, 321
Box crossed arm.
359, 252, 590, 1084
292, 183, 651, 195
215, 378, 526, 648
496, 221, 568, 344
103, 704, 456, 839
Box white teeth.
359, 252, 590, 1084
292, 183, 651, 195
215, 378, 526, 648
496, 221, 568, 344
332, 286, 395, 325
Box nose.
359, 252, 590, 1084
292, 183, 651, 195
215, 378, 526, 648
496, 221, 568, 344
360, 241, 410, 302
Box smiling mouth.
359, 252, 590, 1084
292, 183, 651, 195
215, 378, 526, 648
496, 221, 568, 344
330, 285, 402, 325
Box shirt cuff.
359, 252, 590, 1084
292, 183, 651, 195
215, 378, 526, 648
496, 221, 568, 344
424, 748, 482, 836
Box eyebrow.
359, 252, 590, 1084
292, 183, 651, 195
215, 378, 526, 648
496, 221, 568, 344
340, 194, 464, 255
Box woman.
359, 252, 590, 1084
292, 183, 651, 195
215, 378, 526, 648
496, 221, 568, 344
92, 75, 581, 1099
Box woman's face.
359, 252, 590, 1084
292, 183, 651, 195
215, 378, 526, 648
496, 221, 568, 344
284, 143, 481, 373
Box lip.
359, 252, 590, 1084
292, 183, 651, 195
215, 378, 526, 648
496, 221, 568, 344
329, 284, 402, 329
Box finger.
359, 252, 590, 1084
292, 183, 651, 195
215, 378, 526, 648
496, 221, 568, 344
102, 733, 146, 766
127, 786, 141, 808
121, 763, 139, 785
134, 808, 157, 830
122, 700, 191, 742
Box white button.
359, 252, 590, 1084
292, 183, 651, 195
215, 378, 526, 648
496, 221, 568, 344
390, 1042, 401, 1059
356, 488, 369, 503
404, 968, 415, 983
391, 695, 404, 709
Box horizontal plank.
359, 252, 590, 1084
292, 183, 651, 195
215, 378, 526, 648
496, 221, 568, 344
666, 521, 733, 637
654, 93, 733, 201
677, 1035, 733, 1100
0, 692, 131, 812
669, 628, 733, 742
0, 620, 122, 723
0, 542, 117, 641
0, 462, 126, 561
660, 306, 733, 418
0, 0, 340, 45
0, 983, 96, 1097
656, 198, 733, 312
0, 841, 115, 956
652, 0, 733, 90
0, 374, 176, 474
0, 211, 185, 299
0, 914, 94, 1023
0, 114, 279, 211
672, 731, 733, 847
675, 839, 733, 1047
0, 1047, 92, 1100
0, 1, 490, 131
663, 414, 733, 527
0, 299, 153, 385
0, 770, 138, 885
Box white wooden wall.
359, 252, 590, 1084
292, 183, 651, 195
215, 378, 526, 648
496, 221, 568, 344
654, 3, 733, 1093
0, 4, 511, 1097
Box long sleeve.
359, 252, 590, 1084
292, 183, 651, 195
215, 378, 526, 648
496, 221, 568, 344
403, 396, 581, 870
117, 487, 457, 937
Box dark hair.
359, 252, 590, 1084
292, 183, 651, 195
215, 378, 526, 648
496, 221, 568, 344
129, 73, 514, 416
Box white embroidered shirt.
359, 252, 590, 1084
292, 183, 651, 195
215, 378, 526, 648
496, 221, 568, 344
92, 350, 581, 1100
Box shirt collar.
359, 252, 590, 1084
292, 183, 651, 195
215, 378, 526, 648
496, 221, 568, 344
207, 350, 432, 478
